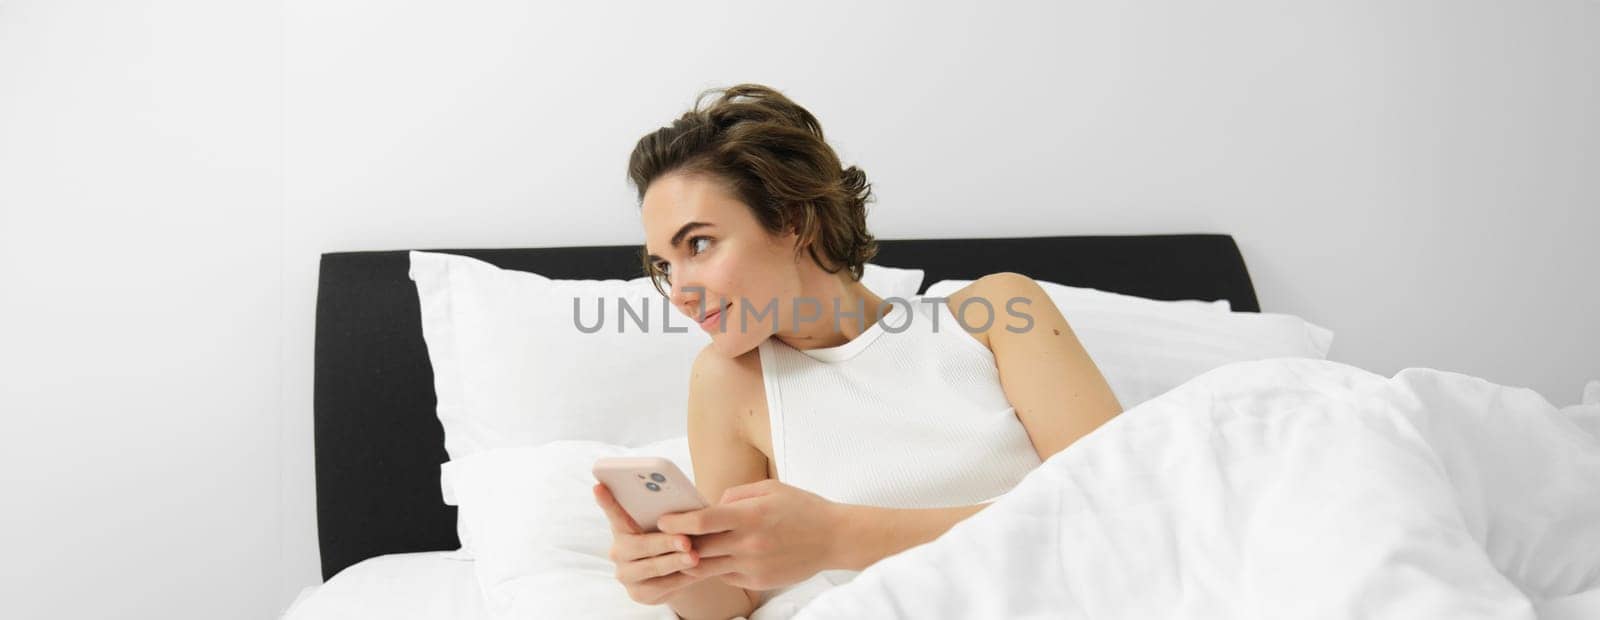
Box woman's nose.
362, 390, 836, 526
670, 283, 703, 317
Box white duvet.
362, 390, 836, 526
790, 358, 1600, 620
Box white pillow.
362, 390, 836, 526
985, 281, 1232, 313
410, 252, 926, 457
442, 437, 693, 620
410, 251, 710, 457
924, 278, 1332, 410
409, 252, 923, 556
1003, 281, 1234, 314
859, 263, 925, 301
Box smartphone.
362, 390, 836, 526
593, 457, 709, 533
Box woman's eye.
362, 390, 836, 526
689, 236, 712, 255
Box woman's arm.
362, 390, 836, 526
948, 272, 1123, 461
826, 502, 989, 571
665, 345, 771, 620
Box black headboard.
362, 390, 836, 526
313, 234, 1259, 580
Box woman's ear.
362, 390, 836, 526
776, 225, 805, 262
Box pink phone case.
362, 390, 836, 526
593, 457, 709, 533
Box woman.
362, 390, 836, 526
591, 84, 1124, 620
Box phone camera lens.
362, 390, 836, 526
645, 482, 661, 492
649, 473, 667, 483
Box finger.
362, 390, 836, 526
620, 532, 692, 563
593, 483, 636, 534
593, 483, 642, 535
620, 550, 699, 583
687, 531, 738, 558
657, 504, 742, 535
680, 555, 739, 579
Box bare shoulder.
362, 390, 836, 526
945, 273, 1122, 457
688, 343, 764, 416
940, 272, 1052, 350
686, 343, 770, 497
942, 271, 1043, 304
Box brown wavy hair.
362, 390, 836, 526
628, 84, 877, 296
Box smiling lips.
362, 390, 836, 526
698, 303, 731, 331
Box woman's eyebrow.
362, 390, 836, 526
646, 221, 714, 263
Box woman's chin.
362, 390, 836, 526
707, 330, 764, 359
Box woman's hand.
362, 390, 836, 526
656, 479, 843, 591
593, 482, 707, 605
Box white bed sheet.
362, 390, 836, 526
790, 359, 1600, 619
281, 551, 487, 620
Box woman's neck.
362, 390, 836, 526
772, 271, 889, 351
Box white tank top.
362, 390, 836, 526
748, 298, 1042, 619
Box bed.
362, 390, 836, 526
288, 233, 1600, 619
290, 234, 1259, 617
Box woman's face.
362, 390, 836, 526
641, 171, 802, 358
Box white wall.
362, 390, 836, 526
2, 1, 1594, 618
0, 1, 283, 618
